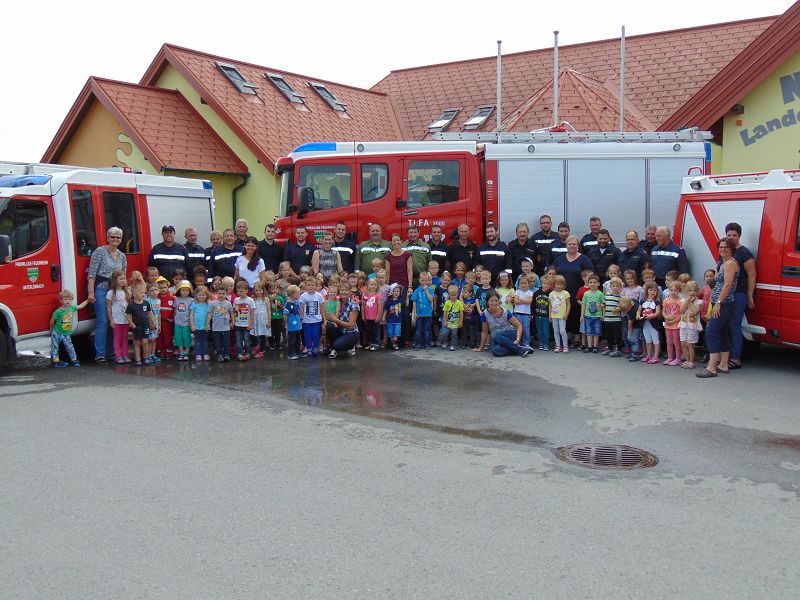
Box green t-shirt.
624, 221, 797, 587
582, 290, 605, 318
270, 294, 285, 320
52, 305, 78, 335
443, 299, 464, 329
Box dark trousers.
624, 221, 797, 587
604, 321, 622, 350
270, 318, 284, 348
287, 330, 302, 356
213, 330, 230, 357
365, 320, 380, 346
326, 323, 358, 352
194, 330, 209, 356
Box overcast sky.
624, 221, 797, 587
2, 0, 792, 162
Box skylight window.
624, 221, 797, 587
215, 62, 257, 95
266, 73, 305, 104
463, 105, 495, 130
427, 109, 460, 132
310, 82, 347, 112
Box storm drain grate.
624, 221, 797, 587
555, 444, 658, 470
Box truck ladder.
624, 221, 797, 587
433, 128, 712, 143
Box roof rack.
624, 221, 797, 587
0, 161, 143, 176
433, 128, 712, 143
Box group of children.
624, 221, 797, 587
50, 253, 716, 370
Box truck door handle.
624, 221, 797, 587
396, 200, 407, 209
51, 264, 60, 282
782, 266, 800, 278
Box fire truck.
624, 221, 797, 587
676, 169, 800, 348
0, 162, 215, 367
273, 129, 711, 247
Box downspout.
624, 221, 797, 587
231, 173, 250, 224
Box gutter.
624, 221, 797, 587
231, 173, 250, 223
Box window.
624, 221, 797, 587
298, 165, 352, 211
427, 108, 459, 133
71, 189, 96, 256
266, 73, 305, 104
0, 199, 49, 258
361, 164, 389, 203
310, 82, 346, 112
216, 62, 258, 95
103, 191, 139, 254
795, 206, 800, 252
407, 160, 460, 208
464, 105, 495, 130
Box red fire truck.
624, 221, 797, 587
676, 169, 800, 348
273, 130, 711, 247
0, 162, 215, 367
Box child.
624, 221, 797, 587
145, 282, 161, 364
680, 281, 704, 369
642, 268, 656, 288
516, 257, 540, 290
496, 272, 515, 314
322, 282, 341, 352
662, 281, 684, 366
452, 262, 467, 292
210, 276, 223, 299
549, 275, 570, 353
125, 283, 154, 366
663, 270, 679, 300
155, 276, 175, 359
581, 274, 605, 353
233, 280, 255, 360
533, 277, 551, 351
146, 266, 160, 284
190, 285, 211, 361
637, 282, 663, 364
169, 268, 187, 295
512, 273, 533, 348
269, 282, 286, 350
433, 271, 451, 346
464, 270, 479, 299
107, 270, 130, 364
250, 281, 271, 358
619, 295, 643, 362
427, 260, 441, 287
208, 288, 233, 362
384, 283, 405, 351
173, 281, 194, 361
50, 289, 89, 367
368, 257, 383, 279
411, 271, 436, 349
603, 276, 623, 357
576, 269, 594, 350
362, 278, 382, 351
460, 283, 479, 349
284, 285, 303, 359
603, 265, 622, 295
476, 270, 494, 314
702, 269, 715, 323
441, 284, 463, 351
300, 278, 324, 356
193, 266, 208, 289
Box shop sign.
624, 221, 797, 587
739, 70, 800, 147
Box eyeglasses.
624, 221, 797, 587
108, 236, 122, 240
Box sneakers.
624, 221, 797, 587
217, 355, 225, 363
347, 348, 356, 356
288, 354, 299, 360
647, 357, 660, 364
668, 358, 683, 366
591, 348, 599, 354
252, 351, 264, 359
449, 346, 456, 351
601, 348, 611, 356
520, 347, 532, 358
562, 347, 569, 353
134, 360, 142, 366
195, 355, 202, 362
53, 361, 69, 368
204, 354, 211, 361
424, 344, 433, 350
412, 344, 421, 351
71, 360, 81, 367
554, 346, 562, 353
608, 351, 621, 358
328, 350, 337, 359
582, 347, 591, 353
628, 354, 641, 362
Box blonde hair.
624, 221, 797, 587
221, 276, 235, 288
609, 276, 623, 287
619, 295, 633, 309
58, 288, 75, 300
553, 275, 566, 287
684, 280, 700, 294
194, 285, 210, 302
286, 284, 301, 297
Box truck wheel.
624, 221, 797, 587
71, 334, 94, 361
0, 329, 9, 368
743, 339, 761, 359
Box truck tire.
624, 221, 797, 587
71, 334, 94, 361
0, 329, 11, 368
743, 339, 761, 359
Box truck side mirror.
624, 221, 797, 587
0, 235, 10, 264
297, 186, 315, 217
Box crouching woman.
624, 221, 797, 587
325, 280, 360, 359
474, 291, 533, 357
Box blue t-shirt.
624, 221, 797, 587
384, 298, 404, 324
284, 300, 302, 332
477, 286, 493, 310
411, 285, 435, 317
436, 286, 450, 315
463, 296, 479, 323
190, 302, 210, 331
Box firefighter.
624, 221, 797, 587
148, 225, 189, 282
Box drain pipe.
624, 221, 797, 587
496, 40, 502, 142
620, 25, 626, 132
553, 31, 559, 127
231, 173, 250, 225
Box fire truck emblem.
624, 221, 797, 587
27, 267, 39, 282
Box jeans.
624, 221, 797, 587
535, 316, 550, 347
440, 327, 459, 347
303, 321, 322, 353
51, 333, 77, 362
325, 323, 358, 352
706, 302, 735, 353
414, 316, 433, 345
213, 330, 230, 357
235, 326, 251, 355
627, 327, 642, 355
194, 330, 209, 356
491, 329, 528, 357
729, 291, 747, 360
93, 289, 114, 359
552, 318, 568, 348
513, 313, 531, 346
287, 330, 301, 356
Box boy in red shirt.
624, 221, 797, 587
155, 276, 175, 359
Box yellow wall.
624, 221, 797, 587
722, 52, 800, 172
154, 65, 280, 229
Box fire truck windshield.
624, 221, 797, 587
279, 171, 290, 217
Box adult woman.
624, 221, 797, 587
473, 291, 532, 357
722, 223, 757, 370
234, 236, 265, 289
697, 238, 739, 378
553, 235, 594, 338
87, 227, 127, 364
311, 231, 343, 281
325, 281, 360, 358
384, 233, 413, 290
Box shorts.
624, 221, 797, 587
386, 322, 401, 338
147, 327, 159, 340
173, 324, 192, 348
583, 317, 601, 337
132, 326, 148, 340
680, 327, 700, 344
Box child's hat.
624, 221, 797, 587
155, 276, 169, 284
175, 280, 193, 293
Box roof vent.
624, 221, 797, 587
463, 105, 495, 130
427, 108, 460, 133
215, 62, 258, 95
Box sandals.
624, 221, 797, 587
696, 369, 717, 378
728, 360, 742, 370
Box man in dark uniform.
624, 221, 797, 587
587, 229, 620, 281
506, 222, 536, 282
618, 230, 647, 280
639, 225, 658, 254
475, 222, 509, 284
531, 214, 557, 275
650, 226, 689, 286
257, 223, 283, 273
445, 223, 477, 272
208, 228, 243, 280
428, 224, 448, 273
183, 227, 206, 277
548, 222, 572, 266
148, 225, 188, 281
331, 221, 357, 274
284, 225, 314, 278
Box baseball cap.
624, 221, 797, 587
162, 225, 176, 233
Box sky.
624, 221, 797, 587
1, 0, 793, 162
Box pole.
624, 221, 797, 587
620, 26, 626, 132
553, 31, 559, 127
496, 40, 502, 141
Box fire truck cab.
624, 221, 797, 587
0, 162, 215, 366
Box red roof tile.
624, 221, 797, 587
372, 17, 776, 138
140, 45, 403, 172
661, 1, 800, 130
43, 77, 247, 174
